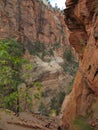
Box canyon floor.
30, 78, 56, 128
0, 109, 60, 130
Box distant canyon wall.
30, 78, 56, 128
0, 0, 75, 115
0, 0, 67, 47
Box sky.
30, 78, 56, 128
49, 0, 66, 10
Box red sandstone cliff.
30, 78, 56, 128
0, 0, 76, 116
0, 0, 66, 48
62, 0, 98, 129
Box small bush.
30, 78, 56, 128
95, 2, 98, 12
48, 48, 54, 56
2, 92, 18, 112
29, 41, 46, 55
53, 42, 61, 50
38, 101, 48, 116
74, 117, 94, 130
50, 91, 65, 115
33, 82, 43, 100
63, 48, 73, 62
66, 85, 73, 95
28, 41, 54, 60
62, 61, 79, 76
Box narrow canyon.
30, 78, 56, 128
0, 0, 98, 130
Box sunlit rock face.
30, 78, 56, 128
41, 0, 49, 5
0, 0, 66, 47
0, 0, 68, 61
62, 0, 98, 129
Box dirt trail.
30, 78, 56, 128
0, 109, 60, 130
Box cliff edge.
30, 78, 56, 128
62, 0, 98, 129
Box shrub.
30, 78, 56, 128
38, 101, 48, 116
33, 82, 43, 100
28, 41, 54, 60
48, 48, 54, 56
50, 91, 65, 115
62, 46, 79, 76
63, 48, 73, 62
29, 41, 46, 55
53, 42, 61, 50
74, 117, 94, 130
2, 92, 18, 112
95, 2, 98, 12
62, 61, 79, 76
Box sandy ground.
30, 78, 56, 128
0, 109, 60, 130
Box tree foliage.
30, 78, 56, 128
50, 91, 65, 115
0, 39, 25, 112
63, 48, 73, 62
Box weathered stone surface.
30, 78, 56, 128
0, 0, 66, 47
21, 55, 73, 113
62, 0, 98, 129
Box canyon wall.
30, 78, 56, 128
0, 0, 66, 48
0, 0, 77, 115
62, 0, 98, 129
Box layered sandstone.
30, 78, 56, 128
0, 0, 66, 48
62, 0, 98, 129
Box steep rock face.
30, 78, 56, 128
0, 0, 77, 115
62, 0, 98, 129
0, 0, 66, 48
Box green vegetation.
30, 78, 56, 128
53, 42, 61, 50
62, 61, 79, 76
79, 39, 85, 45
41, 88, 51, 97
62, 47, 79, 76
0, 39, 78, 116
21, 90, 33, 112
0, 39, 27, 112
33, 82, 49, 116
3, 92, 18, 112
82, 46, 86, 53
29, 41, 54, 60
62, 47, 79, 95
38, 101, 48, 116
29, 41, 45, 55
37, 90, 65, 116
48, 48, 54, 56
66, 84, 73, 95
95, 2, 98, 12
33, 82, 43, 100
50, 91, 65, 115
74, 117, 94, 130
63, 47, 73, 62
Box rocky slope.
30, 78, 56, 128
62, 0, 98, 130
0, 109, 60, 130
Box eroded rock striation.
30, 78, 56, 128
0, 0, 66, 48
62, 0, 98, 129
